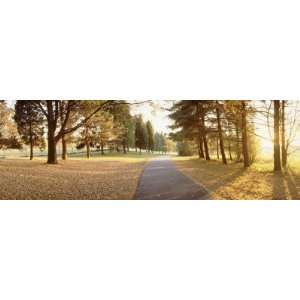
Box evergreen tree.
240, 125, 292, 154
177, 141, 193, 156
108, 102, 132, 153
215, 101, 227, 164
14, 100, 45, 160
154, 132, 162, 153
126, 118, 136, 151
169, 101, 212, 160
135, 115, 147, 153
154, 132, 168, 154
146, 121, 155, 152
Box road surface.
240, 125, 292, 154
134, 157, 209, 200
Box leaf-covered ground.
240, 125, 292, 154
173, 157, 300, 200
0, 157, 150, 200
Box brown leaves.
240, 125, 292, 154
0, 159, 146, 200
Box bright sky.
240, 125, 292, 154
254, 101, 300, 155
131, 100, 173, 134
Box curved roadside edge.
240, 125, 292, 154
169, 158, 212, 200
132, 158, 157, 200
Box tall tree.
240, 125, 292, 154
198, 101, 211, 160
154, 132, 162, 153
109, 103, 133, 154
281, 100, 287, 168
274, 100, 282, 171
241, 101, 250, 168
135, 115, 147, 153
195, 102, 205, 159
126, 118, 136, 151
77, 101, 108, 158
97, 112, 115, 155
223, 101, 243, 162
215, 101, 227, 164
146, 121, 155, 152
14, 100, 45, 160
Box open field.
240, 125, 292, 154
0, 153, 161, 200
173, 156, 300, 200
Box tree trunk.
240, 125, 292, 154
227, 125, 233, 161
30, 142, 34, 160
198, 140, 204, 159
235, 124, 241, 161
274, 100, 282, 171
196, 102, 205, 159
46, 101, 58, 164
199, 104, 210, 160
241, 101, 250, 168
199, 136, 204, 158
216, 101, 227, 165
281, 100, 287, 168
228, 141, 233, 161
47, 131, 57, 164
86, 142, 90, 159
123, 142, 127, 154
62, 135, 67, 160
203, 133, 210, 160
101, 142, 105, 155
216, 138, 220, 160
29, 122, 33, 160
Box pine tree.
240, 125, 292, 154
135, 115, 147, 153
215, 101, 227, 164
146, 121, 155, 152
109, 102, 133, 153
169, 100, 212, 160
14, 101, 45, 160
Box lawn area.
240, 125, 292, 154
68, 151, 164, 162
172, 156, 300, 200
0, 153, 159, 200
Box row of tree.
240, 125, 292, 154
0, 100, 172, 164
169, 100, 292, 172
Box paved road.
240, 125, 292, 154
134, 157, 209, 200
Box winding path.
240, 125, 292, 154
134, 157, 209, 200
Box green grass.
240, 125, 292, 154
1, 150, 169, 163
68, 151, 166, 162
